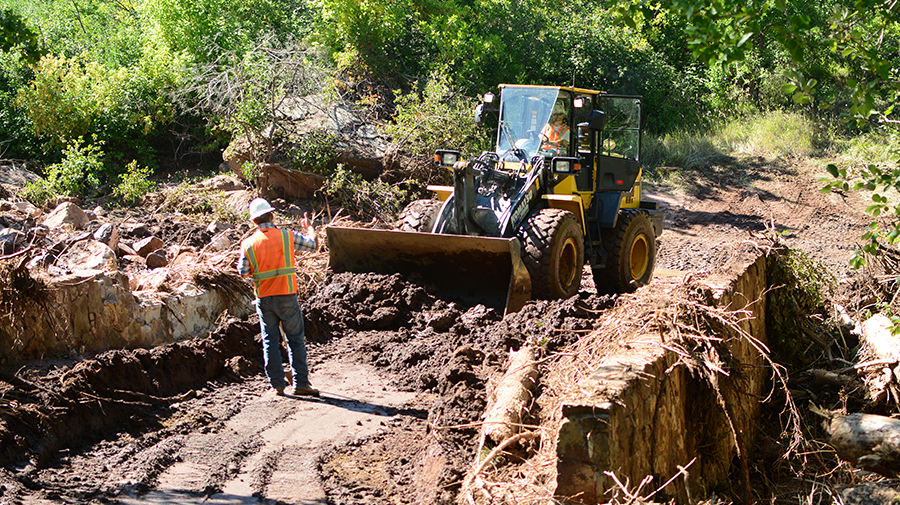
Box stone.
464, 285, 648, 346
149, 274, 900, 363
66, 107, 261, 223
43, 202, 89, 230
56, 239, 117, 272
13, 201, 41, 218
206, 233, 232, 252
207, 221, 231, 234
93, 223, 119, 251
133, 236, 164, 257
92, 206, 106, 217
0, 228, 25, 255
118, 242, 138, 257
120, 222, 149, 237
196, 174, 246, 192
145, 250, 168, 269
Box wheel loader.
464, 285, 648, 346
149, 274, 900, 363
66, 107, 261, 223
326, 84, 664, 314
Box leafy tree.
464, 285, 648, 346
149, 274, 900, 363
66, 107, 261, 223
608, 0, 900, 265
0, 9, 42, 63
144, 0, 313, 64
15, 52, 178, 160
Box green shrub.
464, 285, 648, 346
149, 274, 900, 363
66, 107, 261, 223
289, 130, 339, 176
15, 53, 177, 156
19, 136, 104, 206
320, 165, 408, 223
113, 160, 156, 206
383, 74, 488, 185
47, 137, 103, 197
20, 178, 57, 208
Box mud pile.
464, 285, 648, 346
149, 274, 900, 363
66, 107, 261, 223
303, 272, 616, 503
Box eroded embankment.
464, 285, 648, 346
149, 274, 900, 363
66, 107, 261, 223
547, 251, 768, 503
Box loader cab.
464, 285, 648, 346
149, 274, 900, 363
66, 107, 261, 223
492, 86, 575, 161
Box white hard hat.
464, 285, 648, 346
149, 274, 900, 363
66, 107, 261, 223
248, 198, 276, 220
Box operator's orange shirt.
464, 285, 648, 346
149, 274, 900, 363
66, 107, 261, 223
541, 123, 570, 148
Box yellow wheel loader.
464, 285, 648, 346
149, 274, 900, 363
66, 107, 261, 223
326, 85, 664, 314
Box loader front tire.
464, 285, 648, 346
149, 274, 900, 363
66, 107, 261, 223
397, 199, 442, 233
519, 208, 584, 300
594, 210, 656, 294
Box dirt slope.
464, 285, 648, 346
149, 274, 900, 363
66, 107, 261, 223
0, 156, 878, 504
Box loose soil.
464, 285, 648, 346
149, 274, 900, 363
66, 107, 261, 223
0, 156, 882, 504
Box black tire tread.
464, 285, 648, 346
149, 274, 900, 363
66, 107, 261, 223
594, 209, 656, 294
518, 208, 584, 300
397, 199, 443, 232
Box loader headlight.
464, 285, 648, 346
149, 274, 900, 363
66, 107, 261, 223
552, 157, 581, 175
434, 150, 462, 168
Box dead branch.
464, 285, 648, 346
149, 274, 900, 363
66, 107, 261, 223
460, 430, 541, 505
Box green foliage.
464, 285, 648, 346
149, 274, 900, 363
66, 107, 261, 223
113, 160, 156, 206
822, 161, 900, 269
320, 165, 408, 223
289, 131, 339, 176
19, 179, 57, 208
766, 246, 836, 365
0, 9, 42, 63
383, 75, 488, 184
47, 137, 104, 197
144, 0, 314, 64
15, 53, 177, 156
21, 136, 104, 206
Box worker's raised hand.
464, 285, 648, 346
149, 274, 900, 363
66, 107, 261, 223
300, 212, 315, 236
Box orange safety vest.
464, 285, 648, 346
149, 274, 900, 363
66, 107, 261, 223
242, 228, 298, 298
541, 123, 570, 149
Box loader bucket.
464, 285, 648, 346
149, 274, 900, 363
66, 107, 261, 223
326, 226, 532, 315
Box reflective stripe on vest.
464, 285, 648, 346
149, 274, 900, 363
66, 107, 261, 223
244, 228, 297, 297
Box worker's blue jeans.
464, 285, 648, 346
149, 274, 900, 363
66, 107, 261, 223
254, 293, 310, 390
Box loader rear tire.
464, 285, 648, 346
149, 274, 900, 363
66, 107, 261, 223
397, 199, 442, 233
593, 209, 656, 294
519, 208, 584, 300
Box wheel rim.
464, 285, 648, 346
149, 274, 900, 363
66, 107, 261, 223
559, 236, 578, 289
629, 234, 649, 280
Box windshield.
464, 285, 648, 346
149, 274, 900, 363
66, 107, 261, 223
496, 86, 571, 159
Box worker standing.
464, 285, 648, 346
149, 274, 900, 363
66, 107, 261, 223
238, 198, 319, 397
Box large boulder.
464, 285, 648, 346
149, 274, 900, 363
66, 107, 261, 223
222, 94, 389, 197
56, 239, 117, 272
43, 202, 90, 230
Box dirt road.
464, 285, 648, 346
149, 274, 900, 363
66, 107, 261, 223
113, 363, 418, 505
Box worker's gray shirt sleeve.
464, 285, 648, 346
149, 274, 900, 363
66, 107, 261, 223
292, 231, 316, 253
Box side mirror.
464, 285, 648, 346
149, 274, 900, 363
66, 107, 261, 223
589, 110, 606, 131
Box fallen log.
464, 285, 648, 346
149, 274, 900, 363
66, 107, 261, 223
856, 314, 900, 407
813, 405, 900, 478
481, 345, 539, 446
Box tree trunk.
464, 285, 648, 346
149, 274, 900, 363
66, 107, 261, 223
482, 346, 539, 445
814, 406, 900, 478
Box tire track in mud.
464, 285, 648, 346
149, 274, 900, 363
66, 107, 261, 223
114, 363, 418, 505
